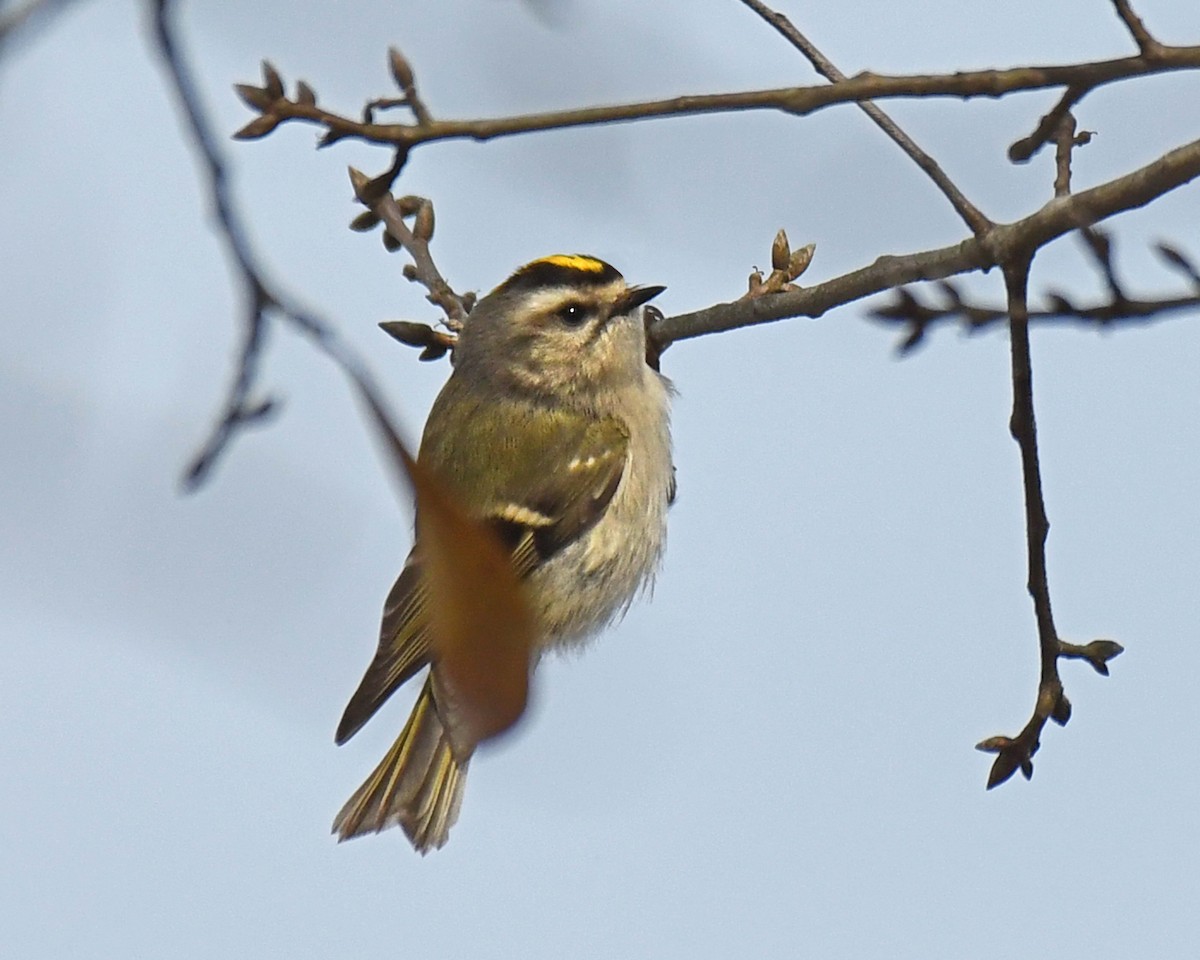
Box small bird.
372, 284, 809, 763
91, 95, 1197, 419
333, 254, 675, 853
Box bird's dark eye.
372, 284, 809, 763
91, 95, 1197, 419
556, 302, 589, 327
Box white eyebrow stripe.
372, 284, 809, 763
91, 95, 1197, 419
519, 283, 627, 315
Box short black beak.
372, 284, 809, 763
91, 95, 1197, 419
614, 284, 666, 315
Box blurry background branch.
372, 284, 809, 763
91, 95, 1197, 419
0, 0, 81, 49
150, 0, 424, 489
869, 238, 1200, 354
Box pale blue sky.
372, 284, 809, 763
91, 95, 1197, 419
3, 1, 1200, 957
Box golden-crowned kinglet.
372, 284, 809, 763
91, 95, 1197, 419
333, 254, 675, 853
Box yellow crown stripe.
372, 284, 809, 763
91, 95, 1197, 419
528, 254, 608, 274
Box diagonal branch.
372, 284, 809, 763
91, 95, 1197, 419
736, 0, 991, 236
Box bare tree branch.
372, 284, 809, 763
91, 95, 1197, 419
973, 259, 1072, 788
345, 160, 471, 328
232, 45, 1200, 171
651, 135, 1200, 350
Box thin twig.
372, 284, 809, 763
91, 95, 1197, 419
1053, 111, 1078, 196
344, 155, 470, 326
736, 0, 991, 236
374, 192, 469, 325
975, 258, 1071, 789
1006, 259, 1059, 695
1079, 229, 1123, 304
1010, 84, 1087, 163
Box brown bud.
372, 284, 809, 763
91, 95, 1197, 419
318, 129, 347, 149
349, 210, 381, 232
232, 114, 281, 140
295, 80, 317, 107
347, 166, 371, 198
389, 47, 415, 91
987, 751, 1020, 789
261, 60, 285, 100
1051, 692, 1072, 726
380, 320, 435, 347
348, 167, 390, 206
1084, 638, 1125, 676
771, 229, 790, 272
234, 83, 273, 112
788, 243, 815, 280
396, 195, 424, 217
382, 232, 402, 252
413, 203, 435, 242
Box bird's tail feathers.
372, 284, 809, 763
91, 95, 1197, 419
332, 675, 468, 854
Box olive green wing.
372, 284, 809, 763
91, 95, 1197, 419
335, 558, 431, 744
335, 387, 628, 744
